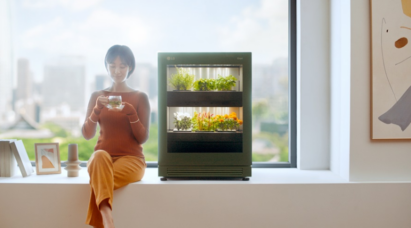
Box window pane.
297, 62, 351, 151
0, 0, 289, 162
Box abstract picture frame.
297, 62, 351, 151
371, 0, 411, 140
34, 143, 61, 175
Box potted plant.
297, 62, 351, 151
214, 112, 241, 131
236, 119, 243, 131
169, 67, 195, 91
216, 115, 227, 131
190, 111, 242, 132
191, 111, 199, 131
215, 74, 237, 91
191, 111, 215, 131
173, 112, 192, 131
193, 78, 216, 91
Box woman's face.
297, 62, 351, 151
107, 56, 129, 83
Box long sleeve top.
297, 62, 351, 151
82, 90, 150, 158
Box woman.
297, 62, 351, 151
82, 45, 150, 228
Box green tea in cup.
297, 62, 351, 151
108, 96, 122, 109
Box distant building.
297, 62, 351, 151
252, 58, 288, 101
0, 113, 54, 139
42, 56, 86, 112
46, 115, 82, 137
16, 58, 33, 101
14, 58, 38, 122
127, 63, 157, 99
0, 0, 14, 125
40, 103, 83, 137
95, 74, 108, 91
126, 63, 158, 123
33, 82, 42, 95
253, 64, 275, 100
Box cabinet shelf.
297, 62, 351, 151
168, 131, 242, 142
167, 91, 242, 107
167, 132, 243, 153
167, 132, 242, 153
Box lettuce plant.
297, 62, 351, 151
169, 67, 195, 91
216, 74, 237, 91
173, 112, 192, 131
193, 78, 216, 91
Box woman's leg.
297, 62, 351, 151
112, 156, 146, 190
99, 199, 114, 228
86, 153, 146, 228
86, 150, 114, 228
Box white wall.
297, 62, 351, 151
348, 1, 411, 181
297, 0, 330, 170
330, 0, 351, 180
327, 0, 411, 181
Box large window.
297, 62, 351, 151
0, 0, 295, 167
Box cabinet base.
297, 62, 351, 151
158, 165, 251, 178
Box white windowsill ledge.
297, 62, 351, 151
0, 168, 354, 184
3, 168, 410, 184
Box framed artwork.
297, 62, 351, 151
371, 0, 411, 139
34, 143, 61, 175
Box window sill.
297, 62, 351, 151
0, 167, 355, 184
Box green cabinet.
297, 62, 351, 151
158, 53, 252, 179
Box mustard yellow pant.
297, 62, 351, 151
86, 150, 146, 227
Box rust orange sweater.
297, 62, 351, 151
82, 90, 150, 158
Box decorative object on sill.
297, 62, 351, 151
64, 144, 81, 177
371, 0, 411, 139
10, 140, 34, 177
68, 144, 78, 162
0, 139, 18, 177
34, 143, 61, 175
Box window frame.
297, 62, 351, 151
251, 0, 297, 168
27, 0, 297, 169
148, 0, 297, 169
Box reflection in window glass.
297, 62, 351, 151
0, 0, 289, 162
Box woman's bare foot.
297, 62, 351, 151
100, 199, 115, 228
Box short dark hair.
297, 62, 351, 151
104, 45, 135, 77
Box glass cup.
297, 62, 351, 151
108, 95, 122, 110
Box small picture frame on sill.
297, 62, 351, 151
34, 143, 61, 175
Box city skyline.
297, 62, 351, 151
13, 55, 288, 113
5, 0, 290, 132
11, 0, 288, 85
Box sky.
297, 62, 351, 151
11, 0, 289, 83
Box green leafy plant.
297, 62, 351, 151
191, 111, 199, 131
193, 78, 216, 91
174, 112, 192, 131
216, 74, 237, 91
169, 67, 195, 91
191, 111, 215, 131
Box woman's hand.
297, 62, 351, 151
121, 102, 137, 116
96, 95, 108, 109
